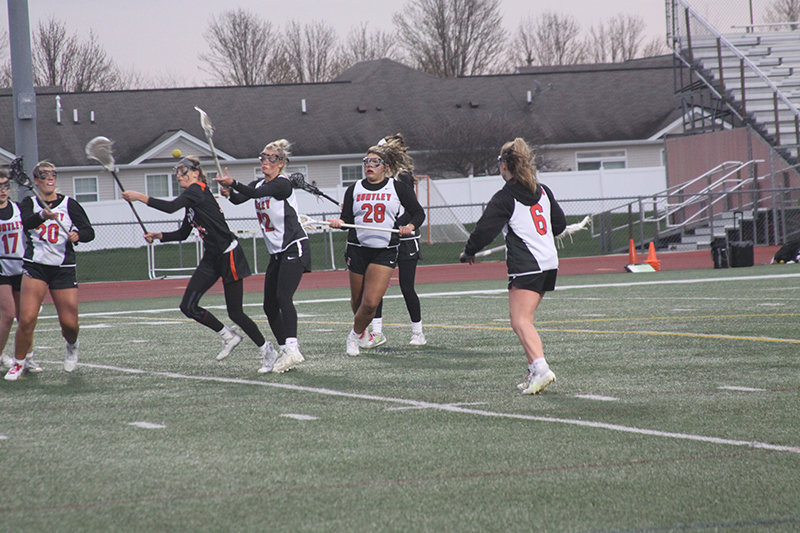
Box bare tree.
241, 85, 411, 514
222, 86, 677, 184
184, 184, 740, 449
199, 8, 279, 86
33, 17, 122, 91
0, 29, 9, 87
392, 0, 506, 77
273, 20, 339, 83
518, 12, 585, 66
765, 0, 800, 29
335, 23, 400, 74
586, 14, 648, 63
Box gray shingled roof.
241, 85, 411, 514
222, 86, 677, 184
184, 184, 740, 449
0, 55, 680, 167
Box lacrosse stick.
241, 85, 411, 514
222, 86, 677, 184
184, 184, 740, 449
288, 173, 340, 206
85, 136, 148, 233
555, 215, 591, 248
298, 214, 400, 233
194, 106, 227, 186
8, 157, 70, 235
474, 245, 505, 258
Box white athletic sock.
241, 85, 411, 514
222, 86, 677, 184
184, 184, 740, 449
219, 326, 235, 340
349, 328, 365, 339
411, 321, 423, 335
371, 318, 382, 335
285, 337, 298, 350
532, 358, 549, 376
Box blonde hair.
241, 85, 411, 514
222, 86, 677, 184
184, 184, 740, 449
499, 138, 538, 192
367, 133, 415, 181
263, 139, 292, 163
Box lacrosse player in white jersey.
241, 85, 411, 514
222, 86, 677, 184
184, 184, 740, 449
5, 161, 95, 381
216, 139, 310, 374
461, 139, 567, 395
328, 136, 425, 356
0, 170, 39, 376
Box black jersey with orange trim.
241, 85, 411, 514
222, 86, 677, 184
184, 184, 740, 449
147, 182, 236, 256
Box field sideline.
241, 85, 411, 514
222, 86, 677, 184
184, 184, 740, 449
2, 263, 799, 532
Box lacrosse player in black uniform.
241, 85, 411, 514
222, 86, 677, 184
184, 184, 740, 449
123, 156, 277, 370
215, 139, 310, 374
368, 134, 426, 347
461, 138, 566, 395
0, 170, 39, 377
5, 161, 95, 381
328, 136, 425, 356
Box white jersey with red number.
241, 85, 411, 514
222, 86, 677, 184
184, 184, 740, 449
503, 188, 559, 275
253, 176, 307, 255
0, 202, 24, 276
350, 179, 403, 248
27, 197, 73, 266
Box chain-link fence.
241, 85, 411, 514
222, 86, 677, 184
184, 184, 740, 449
668, 1, 784, 37
73, 186, 800, 283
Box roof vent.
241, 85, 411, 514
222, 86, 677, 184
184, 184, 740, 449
73, 109, 79, 123
455, 103, 462, 108
90, 110, 96, 123
469, 101, 479, 108
56, 95, 62, 124
301, 99, 307, 114
357, 106, 367, 113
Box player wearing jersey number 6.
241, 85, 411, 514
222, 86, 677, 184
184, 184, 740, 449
460, 139, 566, 395
215, 139, 310, 374
123, 156, 276, 370
5, 162, 95, 381
328, 136, 425, 356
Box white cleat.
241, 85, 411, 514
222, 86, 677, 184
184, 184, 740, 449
272, 346, 305, 373
346, 333, 364, 356
521, 369, 556, 395
409, 332, 427, 346
24, 357, 43, 373
64, 340, 80, 372
4, 359, 25, 381
257, 342, 279, 373
217, 332, 242, 361
361, 332, 387, 349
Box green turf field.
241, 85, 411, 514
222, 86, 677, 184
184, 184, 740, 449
2, 265, 799, 532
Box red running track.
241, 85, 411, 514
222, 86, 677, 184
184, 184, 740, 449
72, 246, 782, 303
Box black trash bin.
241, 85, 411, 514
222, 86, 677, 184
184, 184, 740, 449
729, 212, 754, 268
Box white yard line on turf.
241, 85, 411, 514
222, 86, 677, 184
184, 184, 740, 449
58, 361, 800, 454
38, 272, 800, 321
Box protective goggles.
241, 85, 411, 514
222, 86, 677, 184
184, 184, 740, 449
0, 181, 10, 191
259, 153, 282, 164
362, 157, 384, 168
37, 170, 58, 179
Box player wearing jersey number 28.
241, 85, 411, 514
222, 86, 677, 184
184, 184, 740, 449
461, 138, 566, 395
328, 136, 425, 356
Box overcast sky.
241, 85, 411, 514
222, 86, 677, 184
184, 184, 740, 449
2, 0, 671, 83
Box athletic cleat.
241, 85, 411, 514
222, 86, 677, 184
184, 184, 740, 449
517, 371, 532, 391
521, 369, 556, 395
24, 357, 43, 373
257, 342, 279, 374
64, 340, 79, 372
4, 360, 25, 381
409, 332, 427, 346
272, 346, 305, 373
361, 332, 387, 349
217, 332, 242, 361
1, 353, 13, 370
346, 333, 364, 356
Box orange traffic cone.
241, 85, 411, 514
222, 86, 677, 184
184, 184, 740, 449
644, 242, 661, 271
627, 239, 638, 265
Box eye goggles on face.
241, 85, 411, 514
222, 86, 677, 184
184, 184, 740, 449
0, 181, 10, 191
37, 170, 58, 179
362, 157, 384, 168
259, 152, 281, 164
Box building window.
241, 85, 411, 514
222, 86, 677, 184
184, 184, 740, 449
341, 165, 363, 187
206, 171, 220, 195
146, 173, 172, 198
576, 150, 626, 171
74, 176, 98, 203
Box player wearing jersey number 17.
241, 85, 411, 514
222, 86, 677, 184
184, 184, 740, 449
460, 139, 566, 395
328, 136, 425, 356
5, 161, 95, 381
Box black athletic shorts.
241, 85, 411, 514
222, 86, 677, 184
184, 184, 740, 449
345, 244, 398, 275
0, 273, 22, 291
508, 269, 557, 294
268, 239, 311, 274
194, 243, 252, 287
397, 238, 422, 262
23, 262, 78, 290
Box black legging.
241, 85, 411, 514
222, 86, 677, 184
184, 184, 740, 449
374, 259, 421, 323
181, 272, 265, 347
263, 256, 305, 345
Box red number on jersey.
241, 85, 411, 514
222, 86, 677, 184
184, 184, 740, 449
257, 212, 274, 232
530, 204, 547, 235
361, 203, 386, 223
1, 233, 18, 254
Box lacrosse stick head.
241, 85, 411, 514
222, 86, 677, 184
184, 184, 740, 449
194, 106, 214, 137
8, 157, 33, 189
85, 136, 116, 171
289, 172, 308, 190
